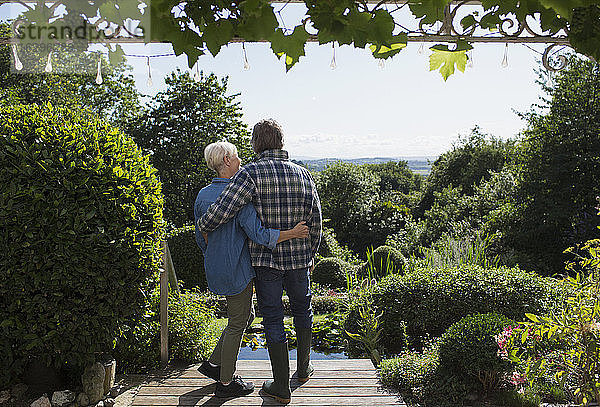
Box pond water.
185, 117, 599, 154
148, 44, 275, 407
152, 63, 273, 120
238, 346, 347, 360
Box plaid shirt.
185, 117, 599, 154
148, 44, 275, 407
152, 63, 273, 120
197, 149, 322, 271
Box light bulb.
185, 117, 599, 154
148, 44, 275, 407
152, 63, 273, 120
95, 58, 103, 85
45, 51, 53, 73
242, 43, 250, 71
330, 43, 337, 70
501, 44, 509, 68
378, 59, 385, 69
146, 57, 153, 87
418, 43, 424, 55
11, 44, 23, 71
194, 62, 201, 81
467, 50, 474, 68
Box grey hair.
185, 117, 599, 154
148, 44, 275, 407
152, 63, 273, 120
204, 141, 238, 175
251, 119, 284, 154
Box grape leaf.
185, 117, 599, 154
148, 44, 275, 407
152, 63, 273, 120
409, 0, 452, 25
369, 34, 408, 59
237, 1, 278, 41
108, 43, 125, 65
429, 41, 472, 81
203, 20, 234, 56
270, 25, 310, 72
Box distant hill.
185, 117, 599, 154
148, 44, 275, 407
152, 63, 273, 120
294, 157, 435, 176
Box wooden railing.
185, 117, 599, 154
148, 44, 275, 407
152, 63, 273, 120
159, 240, 179, 368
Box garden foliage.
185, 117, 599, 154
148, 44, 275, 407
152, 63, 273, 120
352, 265, 560, 354
166, 225, 207, 290
0, 104, 164, 387
439, 313, 515, 393
312, 257, 353, 289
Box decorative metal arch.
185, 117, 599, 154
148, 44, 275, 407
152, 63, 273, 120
0, 0, 573, 71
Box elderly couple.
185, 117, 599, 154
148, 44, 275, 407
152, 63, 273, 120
194, 119, 322, 403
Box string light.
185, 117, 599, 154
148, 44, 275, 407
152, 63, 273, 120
501, 43, 509, 68
11, 43, 22, 71
467, 50, 474, 68
418, 42, 424, 55
146, 56, 153, 87
95, 54, 103, 85
193, 62, 201, 82
44, 51, 53, 73
378, 58, 385, 69
330, 43, 337, 70
242, 42, 250, 70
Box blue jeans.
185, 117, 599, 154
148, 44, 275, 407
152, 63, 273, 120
254, 266, 313, 344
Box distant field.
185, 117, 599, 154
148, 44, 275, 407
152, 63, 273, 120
298, 157, 434, 176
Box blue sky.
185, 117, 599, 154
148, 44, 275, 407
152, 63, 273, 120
1, 3, 552, 160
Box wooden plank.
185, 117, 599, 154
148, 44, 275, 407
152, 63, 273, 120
145, 378, 382, 387
178, 370, 378, 379
133, 359, 404, 406
137, 385, 397, 396
233, 359, 374, 369
132, 395, 404, 406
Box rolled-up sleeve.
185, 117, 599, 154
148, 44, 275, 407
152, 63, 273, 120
198, 169, 255, 233
238, 204, 280, 250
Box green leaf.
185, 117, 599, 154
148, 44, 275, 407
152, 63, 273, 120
108, 44, 125, 66
369, 34, 408, 59
409, 0, 452, 25
270, 25, 310, 72
203, 20, 234, 57
429, 41, 471, 81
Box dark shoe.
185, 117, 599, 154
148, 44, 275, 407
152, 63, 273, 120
261, 342, 291, 403
215, 375, 254, 397
198, 361, 220, 381
296, 327, 314, 382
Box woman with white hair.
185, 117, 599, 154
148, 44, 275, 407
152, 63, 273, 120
194, 141, 308, 398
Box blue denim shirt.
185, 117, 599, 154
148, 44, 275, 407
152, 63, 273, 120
194, 178, 280, 296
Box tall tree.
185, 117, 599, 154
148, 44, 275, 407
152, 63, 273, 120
129, 70, 252, 226
507, 57, 600, 275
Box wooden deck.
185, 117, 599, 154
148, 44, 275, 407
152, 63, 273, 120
132, 359, 406, 406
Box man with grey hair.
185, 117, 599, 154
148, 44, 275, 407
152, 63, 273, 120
197, 120, 322, 403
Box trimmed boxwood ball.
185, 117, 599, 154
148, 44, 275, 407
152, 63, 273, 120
368, 245, 404, 278
0, 104, 164, 387
312, 257, 351, 288
438, 313, 515, 392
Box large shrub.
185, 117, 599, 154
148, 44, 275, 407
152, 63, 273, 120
312, 257, 353, 289
0, 104, 164, 386
367, 245, 404, 278
438, 313, 515, 393
366, 265, 559, 354
167, 225, 207, 290
114, 287, 220, 373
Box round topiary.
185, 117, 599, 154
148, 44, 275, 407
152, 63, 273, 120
312, 257, 351, 289
367, 245, 404, 279
0, 104, 164, 387
438, 313, 515, 392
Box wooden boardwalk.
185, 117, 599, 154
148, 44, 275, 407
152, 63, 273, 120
132, 359, 406, 406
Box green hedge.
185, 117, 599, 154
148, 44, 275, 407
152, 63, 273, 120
167, 225, 207, 290
438, 313, 515, 392
346, 264, 560, 355
367, 245, 404, 278
0, 104, 164, 386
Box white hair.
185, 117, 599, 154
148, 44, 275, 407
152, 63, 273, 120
204, 141, 238, 175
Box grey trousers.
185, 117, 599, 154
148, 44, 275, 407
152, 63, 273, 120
208, 280, 255, 382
